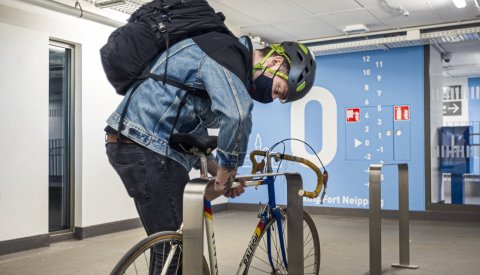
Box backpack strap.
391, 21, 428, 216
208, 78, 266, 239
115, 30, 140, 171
148, 73, 209, 98
142, 16, 171, 85
116, 80, 144, 142
170, 91, 189, 138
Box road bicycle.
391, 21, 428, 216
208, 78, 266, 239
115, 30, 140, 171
111, 133, 328, 275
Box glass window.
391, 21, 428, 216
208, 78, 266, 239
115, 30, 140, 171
430, 40, 480, 206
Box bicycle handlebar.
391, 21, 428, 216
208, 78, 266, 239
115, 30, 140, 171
249, 150, 328, 201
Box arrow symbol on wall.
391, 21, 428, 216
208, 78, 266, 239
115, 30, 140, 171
377, 75, 382, 81
447, 103, 459, 113
354, 139, 362, 148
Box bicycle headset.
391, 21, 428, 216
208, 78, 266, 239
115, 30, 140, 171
252, 41, 317, 103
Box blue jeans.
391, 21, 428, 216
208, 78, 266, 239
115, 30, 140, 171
106, 142, 189, 274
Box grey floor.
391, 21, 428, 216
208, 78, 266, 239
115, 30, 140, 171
0, 210, 479, 275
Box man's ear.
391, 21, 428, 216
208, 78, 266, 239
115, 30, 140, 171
265, 56, 284, 70
273, 55, 284, 65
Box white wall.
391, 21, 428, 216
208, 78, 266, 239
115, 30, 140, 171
0, 22, 49, 241
0, 0, 230, 242
0, 0, 136, 241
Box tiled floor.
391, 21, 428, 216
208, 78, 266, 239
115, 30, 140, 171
1, 210, 479, 274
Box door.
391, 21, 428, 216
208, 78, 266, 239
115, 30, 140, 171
49, 41, 74, 232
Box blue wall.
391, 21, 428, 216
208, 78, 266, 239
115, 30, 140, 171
468, 77, 480, 174
233, 46, 426, 211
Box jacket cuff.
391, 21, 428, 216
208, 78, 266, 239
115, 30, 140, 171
215, 148, 245, 168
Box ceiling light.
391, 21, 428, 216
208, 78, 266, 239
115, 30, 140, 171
342, 24, 369, 34
451, 0, 467, 8
94, 0, 126, 8
249, 35, 269, 48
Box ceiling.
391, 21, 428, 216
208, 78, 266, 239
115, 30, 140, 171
439, 40, 480, 77
58, 0, 480, 77
210, 0, 480, 43
78, 0, 480, 42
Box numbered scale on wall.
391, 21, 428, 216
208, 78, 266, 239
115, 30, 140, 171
319, 47, 424, 210
346, 55, 411, 162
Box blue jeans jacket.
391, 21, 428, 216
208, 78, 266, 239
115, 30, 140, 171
106, 37, 253, 171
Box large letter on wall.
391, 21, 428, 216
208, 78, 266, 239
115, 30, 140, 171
291, 86, 337, 166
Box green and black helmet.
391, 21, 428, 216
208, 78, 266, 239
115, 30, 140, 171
253, 41, 317, 103
281, 41, 316, 102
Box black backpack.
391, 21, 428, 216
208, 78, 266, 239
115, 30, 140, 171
100, 0, 233, 95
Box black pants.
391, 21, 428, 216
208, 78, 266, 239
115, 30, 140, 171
106, 142, 189, 274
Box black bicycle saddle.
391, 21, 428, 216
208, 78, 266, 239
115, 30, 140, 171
169, 133, 218, 155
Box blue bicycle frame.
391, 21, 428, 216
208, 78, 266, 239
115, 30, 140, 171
233, 175, 289, 274
264, 175, 288, 271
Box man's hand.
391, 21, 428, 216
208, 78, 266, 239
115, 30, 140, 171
224, 176, 246, 199
204, 166, 245, 201
215, 166, 246, 199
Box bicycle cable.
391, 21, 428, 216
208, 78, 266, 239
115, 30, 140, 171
261, 138, 327, 173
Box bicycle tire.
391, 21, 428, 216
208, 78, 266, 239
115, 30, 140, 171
110, 231, 210, 275
243, 209, 320, 275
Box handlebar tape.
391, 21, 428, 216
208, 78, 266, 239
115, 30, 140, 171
249, 150, 325, 199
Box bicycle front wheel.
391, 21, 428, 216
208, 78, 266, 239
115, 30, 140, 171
110, 231, 210, 275
244, 209, 320, 275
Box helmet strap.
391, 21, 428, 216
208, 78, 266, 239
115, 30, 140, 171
253, 48, 276, 72
253, 50, 288, 80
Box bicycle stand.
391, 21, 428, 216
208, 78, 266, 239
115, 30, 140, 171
368, 163, 419, 275
182, 172, 305, 275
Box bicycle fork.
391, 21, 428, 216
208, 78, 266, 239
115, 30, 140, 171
267, 208, 288, 272
266, 176, 288, 272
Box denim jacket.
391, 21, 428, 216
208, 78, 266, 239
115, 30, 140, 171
106, 36, 254, 171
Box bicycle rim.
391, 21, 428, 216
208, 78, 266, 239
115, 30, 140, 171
110, 231, 210, 275
244, 210, 320, 275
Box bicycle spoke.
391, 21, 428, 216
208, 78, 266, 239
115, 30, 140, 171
161, 244, 166, 269
112, 232, 210, 275
174, 258, 181, 274
252, 234, 279, 272
304, 235, 313, 248
143, 251, 149, 271
305, 245, 315, 259
248, 264, 276, 273
133, 261, 138, 274
244, 210, 320, 275
304, 227, 312, 246
253, 254, 273, 266
258, 239, 269, 255
177, 249, 183, 275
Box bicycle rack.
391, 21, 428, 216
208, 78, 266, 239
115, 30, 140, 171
183, 172, 305, 275
368, 163, 419, 275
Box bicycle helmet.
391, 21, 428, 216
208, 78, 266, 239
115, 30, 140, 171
281, 41, 316, 102
253, 42, 316, 103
